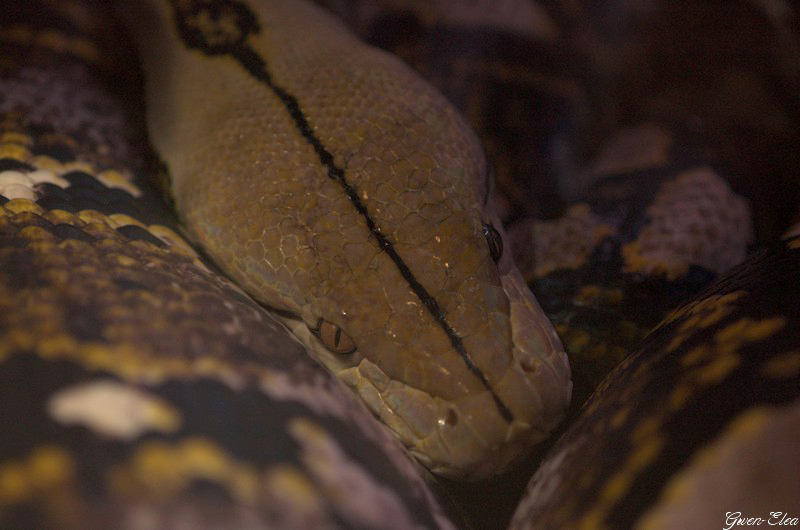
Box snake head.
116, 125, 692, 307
126, 0, 571, 480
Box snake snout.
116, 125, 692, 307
404, 266, 572, 480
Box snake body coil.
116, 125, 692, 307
120, 0, 571, 479
2, 1, 800, 528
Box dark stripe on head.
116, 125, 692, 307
169, 0, 514, 423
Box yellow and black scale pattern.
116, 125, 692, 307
1, 1, 800, 530
511, 125, 755, 407
0, 3, 457, 529
512, 234, 800, 528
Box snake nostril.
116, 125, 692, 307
483, 223, 503, 263
445, 409, 459, 428
311, 318, 356, 355
520, 358, 538, 373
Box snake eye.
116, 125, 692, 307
483, 223, 503, 263
312, 318, 356, 354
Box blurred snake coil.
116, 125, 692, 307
0, 1, 799, 529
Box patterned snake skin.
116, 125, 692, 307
1, 0, 799, 529
0, 2, 462, 527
